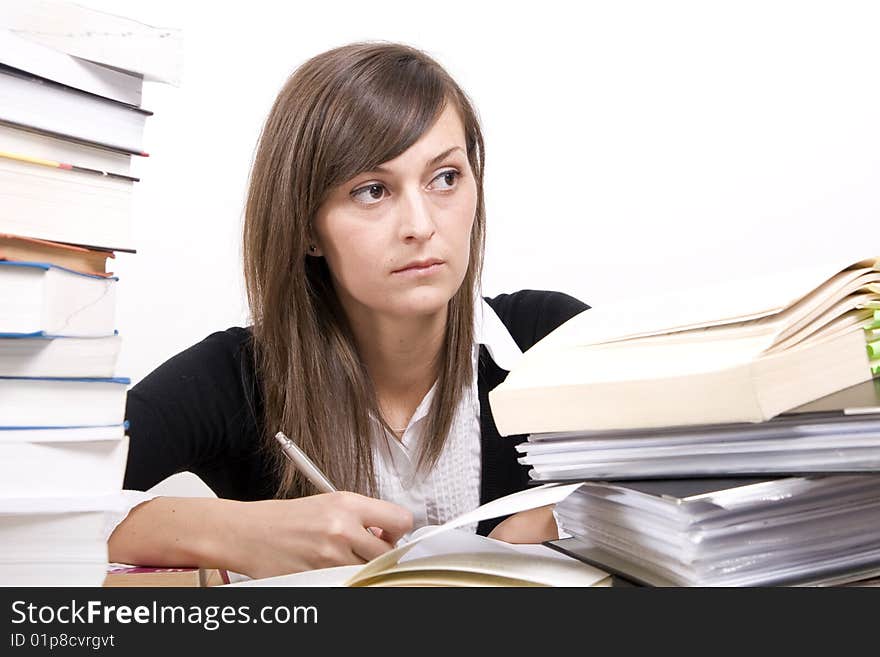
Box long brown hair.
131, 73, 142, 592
242, 42, 486, 499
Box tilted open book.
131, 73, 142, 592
490, 256, 880, 434
226, 483, 610, 587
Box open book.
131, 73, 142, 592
227, 483, 610, 587
490, 256, 880, 434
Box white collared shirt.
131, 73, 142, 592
371, 343, 482, 532
105, 297, 525, 540
371, 298, 523, 533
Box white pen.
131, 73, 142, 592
274, 431, 336, 493
274, 431, 378, 537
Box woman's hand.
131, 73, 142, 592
108, 493, 413, 581
224, 492, 414, 579
487, 504, 559, 544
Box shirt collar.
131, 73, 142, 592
475, 295, 523, 372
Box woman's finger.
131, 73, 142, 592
348, 525, 397, 562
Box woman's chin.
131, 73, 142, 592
391, 288, 455, 317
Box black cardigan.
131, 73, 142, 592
123, 289, 588, 535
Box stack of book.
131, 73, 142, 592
0, 8, 179, 586
489, 255, 880, 586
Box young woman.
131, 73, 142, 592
108, 42, 588, 580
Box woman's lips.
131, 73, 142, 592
392, 261, 445, 276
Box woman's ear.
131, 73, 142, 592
306, 241, 323, 257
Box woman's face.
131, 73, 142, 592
312, 103, 478, 322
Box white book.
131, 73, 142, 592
0, 27, 143, 106
0, 334, 121, 378
0, 261, 117, 336
0, 494, 125, 587
0, 154, 134, 251
490, 256, 880, 434
0, 122, 132, 176
0, 426, 127, 497
0, 562, 109, 587
0, 376, 128, 427
0, 66, 150, 155
0, 0, 183, 85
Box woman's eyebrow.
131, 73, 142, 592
368, 146, 465, 174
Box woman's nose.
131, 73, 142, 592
397, 188, 436, 241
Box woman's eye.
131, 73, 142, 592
351, 170, 459, 203
429, 169, 460, 191
351, 183, 388, 205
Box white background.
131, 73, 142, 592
68, 0, 878, 387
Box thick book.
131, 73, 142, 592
0, 376, 129, 427
0, 494, 125, 586
548, 476, 880, 587
0, 65, 151, 155
0, 0, 183, 85
0, 233, 114, 277
519, 379, 880, 480
0, 333, 121, 378
0, 27, 143, 106
0, 151, 135, 251
0, 121, 132, 177
490, 256, 880, 434
0, 425, 127, 497
0, 261, 117, 336
228, 483, 610, 588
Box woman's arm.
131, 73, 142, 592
108, 492, 414, 579
487, 505, 559, 544
123, 329, 260, 494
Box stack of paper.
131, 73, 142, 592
549, 476, 880, 587
519, 380, 880, 480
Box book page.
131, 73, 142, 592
525, 257, 874, 359
225, 536, 537, 587
769, 269, 880, 347
353, 548, 609, 587
346, 482, 583, 585
502, 333, 771, 387
225, 565, 362, 587
769, 303, 876, 354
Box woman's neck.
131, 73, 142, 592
350, 309, 446, 398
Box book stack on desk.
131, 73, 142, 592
0, 8, 180, 586
489, 255, 880, 586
